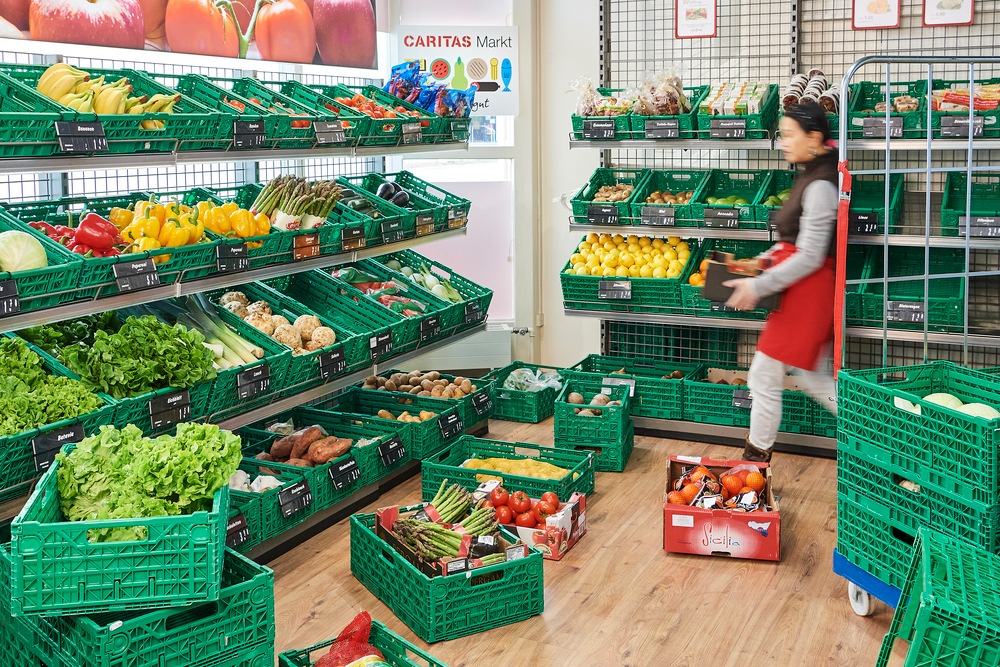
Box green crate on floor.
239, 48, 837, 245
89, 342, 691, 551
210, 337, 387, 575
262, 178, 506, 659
227, 491, 263, 555
231, 459, 315, 543
876, 529, 1000, 667
570, 87, 633, 140
688, 168, 773, 227
0, 526, 46, 666
0, 209, 84, 312
696, 83, 779, 140
373, 368, 496, 427
603, 321, 738, 366
0, 70, 67, 158
568, 419, 634, 473
553, 378, 631, 451
847, 80, 928, 139
813, 402, 838, 438
564, 354, 703, 420
923, 77, 1000, 139
838, 449, 1000, 554
481, 362, 563, 424
682, 366, 813, 432
350, 512, 543, 643
940, 171, 1000, 236
570, 167, 650, 223
10, 455, 228, 617
629, 169, 710, 227
859, 246, 966, 332
375, 172, 471, 231
837, 493, 917, 593
280, 618, 450, 667
629, 85, 711, 140
420, 435, 595, 502
848, 173, 906, 235
837, 362, 1000, 507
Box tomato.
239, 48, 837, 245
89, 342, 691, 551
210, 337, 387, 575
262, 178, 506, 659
540, 491, 560, 508
165, 0, 240, 57
481, 500, 494, 509
508, 491, 531, 514
495, 506, 513, 524
489, 487, 509, 507
515, 511, 536, 528
533, 501, 556, 523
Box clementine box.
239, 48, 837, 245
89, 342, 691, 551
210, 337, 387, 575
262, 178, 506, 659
662, 456, 780, 562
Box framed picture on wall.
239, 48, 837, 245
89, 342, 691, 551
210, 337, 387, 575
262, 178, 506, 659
852, 0, 901, 30
923, 0, 975, 27
675, 0, 717, 39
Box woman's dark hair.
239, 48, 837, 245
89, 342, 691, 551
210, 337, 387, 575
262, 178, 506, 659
784, 101, 832, 142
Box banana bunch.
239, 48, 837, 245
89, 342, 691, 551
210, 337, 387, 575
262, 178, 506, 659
36, 63, 90, 102
133, 94, 181, 130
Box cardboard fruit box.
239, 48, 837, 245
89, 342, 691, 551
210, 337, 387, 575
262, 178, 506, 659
701, 252, 781, 311
489, 486, 587, 561
663, 456, 780, 562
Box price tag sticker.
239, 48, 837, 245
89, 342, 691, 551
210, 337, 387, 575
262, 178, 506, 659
0, 279, 20, 317
369, 331, 393, 359
447, 207, 469, 229
710, 302, 741, 313
314, 121, 347, 145
849, 212, 880, 235
402, 122, 423, 144
377, 436, 406, 467
887, 301, 925, 323
342, 225, 366, 251
959, 216, 1000, 238
216, 243, 249, 272
438, 412, 465, 440
236, 363, 270, 399
278, 480, 313, 518
940, 116, 984, 138
54, 121, 108, 153
504, 545, 526, 561
225, 513, 251, 549
381, 219, 406, 244
732, 388, 754, 409
114, 259, 160, 293
598, 280, 632, 300
32, 423, 85, 473
318, 346, 347, 379
446, 558, 469, 574
464, 301, 484, 324
328, 456, 361, 490
420, 315, 442, 342
862, 117, 903, 139
581, 119, 616, 140
233, 120, 267, 149
587, 204, 619, 226
471, 391, 493, 417
710, 118, 747, 139
148, 389, 192, 431
416, 214, 435, 236
293, 233, 321, 260
602, 376, 635, 397
641, 206, 676, 226
644, 118, 679, 139
703, 208, 740, 228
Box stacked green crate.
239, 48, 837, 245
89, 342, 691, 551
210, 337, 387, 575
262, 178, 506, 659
553, 378, 633, 472
688, 168, 773, 228
564, 354, 702, 420
482, 362, 563, 423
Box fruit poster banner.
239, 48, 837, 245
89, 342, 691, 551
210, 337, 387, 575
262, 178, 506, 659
923, 0, 974, 26
0, 0, 386, 70
397, 26, 518, 116
852, 0, 901, 29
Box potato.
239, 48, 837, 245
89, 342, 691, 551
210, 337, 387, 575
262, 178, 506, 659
460, 379, 473, 394
421, 379, 434, 391
431, 385, 444, 397
398, 411, 412, 421
419, 410, 436, 421
384, 380, 397, 392
365, 375, 379, 386
435, 379, 449, 387
255, 452, 274, 462
428, 371, 441, 381
607, 400, 622, 406
309, 437, 353, 464
285, 458, 313, 468
409, 386, 422, 395
670, 370, 685, 379
577, 409, 596, 417
290, 427, 324, 459
270, 436, 295, 460
362, 382, 377, 390
590, 393, 611, 407
443, 386, 456, 399
377, 409, 396, 420
399, 384, 412, 392
419, 390, 431, 396
567, 392, 585, 405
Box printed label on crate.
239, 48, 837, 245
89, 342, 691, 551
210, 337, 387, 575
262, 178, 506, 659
710, 302, 741, 313
471, 391, 493, 417
504, 545, 525, 561
886, 301, 925, 323
641, 206, 677, 226
278, 480, 313, 518
464, 301, 484, 324
314, 121, 347, 145
940, 116, 984, 138
732, 388, 754, 409
236, 363, 270, 399
148, 389, 192, 431
601, 376, 636, 397
233, 120, 267, 149
438, 412, 464, 440
216, 243, 249, 272
445, 558, 469, 574
587, 203, 619, 226
0, 279, 19, 317
54, 121, 108, 153
958, 216, 1000, 237
848, 212, 879, 235
703, 208, 740, 227
377, 436, 406, 467
225, 513, 251, 549
318, 346, 347, 379
862, 117, 903, 139
416, 214, 435, 236
381, 219, 406, 244
644, 118, 680, 139
420, 314, 442, 342
32, 423, 84, 473
581, 119, 616, 139
113, 258, 160, 293
342, 225, 366, 251
292, 233, 321, 260
709, 118, 747, 139
329, 456, 361, 490
369, 331, 393, 359
598, 280, 632, 300
402, 122, 423, 144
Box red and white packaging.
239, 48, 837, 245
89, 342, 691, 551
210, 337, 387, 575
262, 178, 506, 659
475, 482, 587, 561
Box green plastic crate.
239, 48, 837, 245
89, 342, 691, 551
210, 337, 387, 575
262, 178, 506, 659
603, 321, 739, 366
228, 491, 263, 555
569, 419, 635, 473
564, 354, 703, 420
629, 169, 710, 227
553, 378, 631, 453
837, 492, 917, 593
682, 366, 813, 432
813, 401, 838, 438
696, 83, 780, 140
940, 171, 1000, 236
679, 239, 774, 319
923, 77, 1000, 138
570, 87, 633, 140
570, 167, 650, 222
10, 455, 228, 617
350, 511, 543, 643
847, 80, 928, 139
231, 459, 315, 543
361, 85, 448, 144
232, 77, 329, 149
0, 524, 47, 666
372, 248, 491, 332
837, 449, 1000, 554
334, 186, 411, 250
481, 361, 562, 424
312, 84, 404, 146
755, 169, 795, 225
420, 435, 595, 502
339, 172, 439, 238
279, 80, 370, 145
0, 209, 84, 312
778, 82, 861, 140
375, 172, 471, 232
628, 85, 712, 140
324, 85, 441, 145
837, 362, 1000, 507
876, 530, 1000, 667
688, 168, 773, 227
279, 618, 450, 667
111, 380, 213, 435
848, 172, 906, 235
372, 368, 496, 427
0, 70, 66, 158
859, 246, 966, 332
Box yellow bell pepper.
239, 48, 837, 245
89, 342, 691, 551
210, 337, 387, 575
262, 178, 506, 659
121, 215, 160, 244
159, 218, 190, 248
108, 207, 133, 230
175, 210, 203, 244
230, 209, 256, 239
135, 200, 165, 225
203, 207, 232, 235
254, 213, 271, 236
188, 217, 205, 244
221, 202, 239, 217
196, 200, 214, 219
131, 235, 169, 263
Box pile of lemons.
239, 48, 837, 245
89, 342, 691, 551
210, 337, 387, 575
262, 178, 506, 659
565, 233, 692, 279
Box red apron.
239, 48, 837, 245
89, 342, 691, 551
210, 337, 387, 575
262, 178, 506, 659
757, 242, 835, 371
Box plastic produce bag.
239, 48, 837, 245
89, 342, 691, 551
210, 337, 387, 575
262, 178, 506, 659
503, 367, 563, 392
570, 77, 600, 117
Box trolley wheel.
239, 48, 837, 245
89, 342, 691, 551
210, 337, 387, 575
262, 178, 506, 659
849, 582, 874, 617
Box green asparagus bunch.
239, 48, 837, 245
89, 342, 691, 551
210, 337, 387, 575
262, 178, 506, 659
427, 479, 473, 524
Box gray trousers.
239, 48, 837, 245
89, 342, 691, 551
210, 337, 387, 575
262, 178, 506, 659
747, 349, 838, 450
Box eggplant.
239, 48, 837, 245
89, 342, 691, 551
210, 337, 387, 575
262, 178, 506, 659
375, 182, 395, 200
390, 191, 411, 208
388, 181, 403, 195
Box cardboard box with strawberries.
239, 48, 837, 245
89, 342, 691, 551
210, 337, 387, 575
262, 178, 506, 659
662, 456, 780, 562
474, 481, 587, 561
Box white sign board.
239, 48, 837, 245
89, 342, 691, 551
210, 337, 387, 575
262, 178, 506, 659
398, 26, 519, 116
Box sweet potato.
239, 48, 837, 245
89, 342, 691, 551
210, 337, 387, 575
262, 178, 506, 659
285, 458, 313, 467
291, 427, 324, 459
270, 436, 295, 460
255, 452, 275, 462
309, 437, 353, 464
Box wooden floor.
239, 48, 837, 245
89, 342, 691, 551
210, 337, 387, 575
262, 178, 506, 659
272, 419, 909, 667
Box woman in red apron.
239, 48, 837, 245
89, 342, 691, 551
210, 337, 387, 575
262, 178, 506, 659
724, 101, 839, 462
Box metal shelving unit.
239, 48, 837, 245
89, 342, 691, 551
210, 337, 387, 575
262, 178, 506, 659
569, 137, 1000, 152
568, 221, 773, 240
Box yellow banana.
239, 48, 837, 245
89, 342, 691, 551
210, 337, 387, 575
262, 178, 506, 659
140, 119, 166, 130
94, 86, 124, 115
37, 63, 87, 93
77, 91, 94, 114
74, 75, 102, 94
43, 72, 89, 102
125, 95, 148, 111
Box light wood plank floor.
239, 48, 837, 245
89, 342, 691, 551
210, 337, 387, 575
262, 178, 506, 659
273, 418, 909, 666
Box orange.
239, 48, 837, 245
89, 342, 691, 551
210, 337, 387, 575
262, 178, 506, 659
680, 483, 700, 504
721, 475, 744, 496
739, 486, 753, 495
736, 470, 750, 483
688, 273, 703, 286
721, 487, 731, 502
745, 471, 766, 493
667, 491, 687, 505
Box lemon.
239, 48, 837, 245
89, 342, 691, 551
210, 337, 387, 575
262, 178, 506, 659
590, 265, 603, 276
591, 242, 602, 252
627, 243, 641, 254
599, 234, 611, 244
564, 268, 575, 274
653, 257, 668, 269
586, 256, 600, 268
652, 238, 665, 249
604, 255, 619, 269
571, 253, 585, 265
616, 265, 630, 277
627, 234, 639, 244
573, 262, 586, 272
652, 266, 667, 278
639, 237, 652, 247
586, 232, 599, 244
620, 253, 635, 268
575, 266, 590, 275
635, 256, 647, 268
602, 266, 617, 277
578, 242, 590, 253
639, 265, 654, 278
678, 249, 691, 260
667, 236, 681, 245
617, 243, 628, 253
664, 249, 678, 262
603, 241, 616, 251
666, 267, 680, 278
669, 260, 683, 272
676, 241, 690, 253
612, 234, 624, 244
628, 265, 641, 277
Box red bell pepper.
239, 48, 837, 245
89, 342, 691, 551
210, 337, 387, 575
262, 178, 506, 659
67, 241, 92, 255
27, 221, 56, 235
74, 213, 117, 250
80, 212, 118, 237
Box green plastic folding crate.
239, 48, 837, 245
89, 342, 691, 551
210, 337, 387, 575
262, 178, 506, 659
227, 492, 263, 555
696, 83, 779, 140
350, 512, 544, 643
569, 418, 635, 473
837, 493, 916, 593
374, 172, 471, 231
688, 168, 773, 228
628, 169, 710, 226
847, 80, 928, 139
628, 85, 711, 140
233, 77, 329, 149
231, 459, 315, 544
111, 380, 213, 436
570, 167, 650, 223
279, 80, 370, 145
564, 354, 703, 420
481, 361, 562, 423
940, 172, 1000, 237
335, 179, 416, 247
679, 239, 773, 319
682, 366, 814, 433
279, 618, 450, 667
553, 377, 631, 445
339, 173, 437, 240
0, 208, 84, 313
0, 70, 68, 158
373, 368, 496, 428
570, 87, 632, 140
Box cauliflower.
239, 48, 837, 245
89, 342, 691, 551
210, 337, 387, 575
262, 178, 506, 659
220, 291, 249, 307
271, 314, 291, 329
309, 326, 336, 349
244, 313, 275, 336
273, 323, 303, 349
247, 300, 273, 317
293, 314, 321, 341
223, 300, 248, 319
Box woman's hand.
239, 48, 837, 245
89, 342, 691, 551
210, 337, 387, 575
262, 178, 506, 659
723, 279, 760, 311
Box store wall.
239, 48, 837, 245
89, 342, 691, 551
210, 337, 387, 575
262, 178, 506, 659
537, 0, 600, 366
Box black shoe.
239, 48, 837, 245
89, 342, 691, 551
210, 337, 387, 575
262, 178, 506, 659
743, 438, 772, 463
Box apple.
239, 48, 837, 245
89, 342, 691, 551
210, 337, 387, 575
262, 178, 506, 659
313, 0, 376, 69
0, 0, 29, 30
30, 0, 144, 49
0, 13, 23, 36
